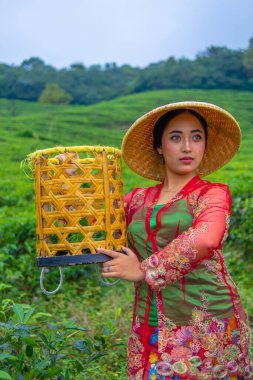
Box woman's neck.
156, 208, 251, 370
163, 172, 197, 191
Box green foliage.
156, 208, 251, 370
0, 90, 252, 377
39, 84, 72, 105
227, 173, 253, 259
0, 300, 120, 379
243, 37, 253, 79
0, 36, 253, 105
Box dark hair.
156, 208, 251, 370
153, 109, 208, 150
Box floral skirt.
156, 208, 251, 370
141, 322, 250, 380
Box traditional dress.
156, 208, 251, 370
124, 175, 252, 380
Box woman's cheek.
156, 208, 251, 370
162, 141, 178, 157
196, 145, 206, 160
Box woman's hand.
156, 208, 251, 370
55, 153, 79, 175
97, 246, 145, 282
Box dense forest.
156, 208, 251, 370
1, 37, 253, 105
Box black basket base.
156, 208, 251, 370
36, 253, 112, 267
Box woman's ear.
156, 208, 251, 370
157, 147, 162, 154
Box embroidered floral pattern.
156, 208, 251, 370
168, 193, 183, 203
141, 223, 208, 290
128, 189, 146, 212
143, 291, 252, 379
188, 192, 209, 219
127, 331, 145, 371
202, 250, 225, 284
221, 212, 230, 244
125, 178, 252, 379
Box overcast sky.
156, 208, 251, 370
0, 0, 252, 68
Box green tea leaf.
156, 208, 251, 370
23, 307, 35, 323
33, 359, 49, 371
42, 366, 62, 378
22, 336, 38, 347
38, 333, 50, 347
0, 353, 17, 362
0, 371, 13, 380
12, 304, 25, 323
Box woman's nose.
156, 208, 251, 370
182, 139, 192, 152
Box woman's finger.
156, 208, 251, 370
102, 261, 117, 270
121, 246, 135, 256
97, 248, 119, 258
102, 266, 117, 274
55, 154, 66, 162
101, 271, 120, 278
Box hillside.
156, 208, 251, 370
1, 88, 252, 265
0, 89, 252, 197
0, 90, 252, 378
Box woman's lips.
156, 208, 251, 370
180, 157, 194, 163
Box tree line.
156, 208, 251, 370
1, 37, 253, 105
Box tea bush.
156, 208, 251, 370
228, 173, 253, 260
0, 300, 124, 379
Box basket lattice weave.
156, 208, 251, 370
28, 146, 126, 266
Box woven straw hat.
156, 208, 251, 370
122, 101, 241, 180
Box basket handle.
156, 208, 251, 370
95, 263, 121, 286
40, 267, 63, 295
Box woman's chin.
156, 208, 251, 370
167, 167, 197, 176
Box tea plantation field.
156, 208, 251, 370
0, 89, 252, 379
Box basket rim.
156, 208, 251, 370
28, 145, 122, 158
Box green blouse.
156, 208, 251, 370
148, 203, 165, 326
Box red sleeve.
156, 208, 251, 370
124, 191, 134, 214
123, 188, 144, 222
140, 184, 232, 291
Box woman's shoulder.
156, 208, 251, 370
187, 177, 231, 206
196, 177, 230, 194
124, 186, 146, 200
125, 183, 159, 198
188, 178, 232, 216
124, 184, 158, 210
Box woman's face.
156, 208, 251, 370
157, 112, 206, 176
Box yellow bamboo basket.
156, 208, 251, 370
25, 146, 127, 267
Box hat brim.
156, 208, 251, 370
122, 101, 241, 181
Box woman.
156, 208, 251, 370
97, 101, 252, 380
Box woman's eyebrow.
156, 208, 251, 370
169, 129, 203, 134
191, 129, 203, 133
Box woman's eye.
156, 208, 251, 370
171, 135, 180, 141
193, 134, 202, 141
